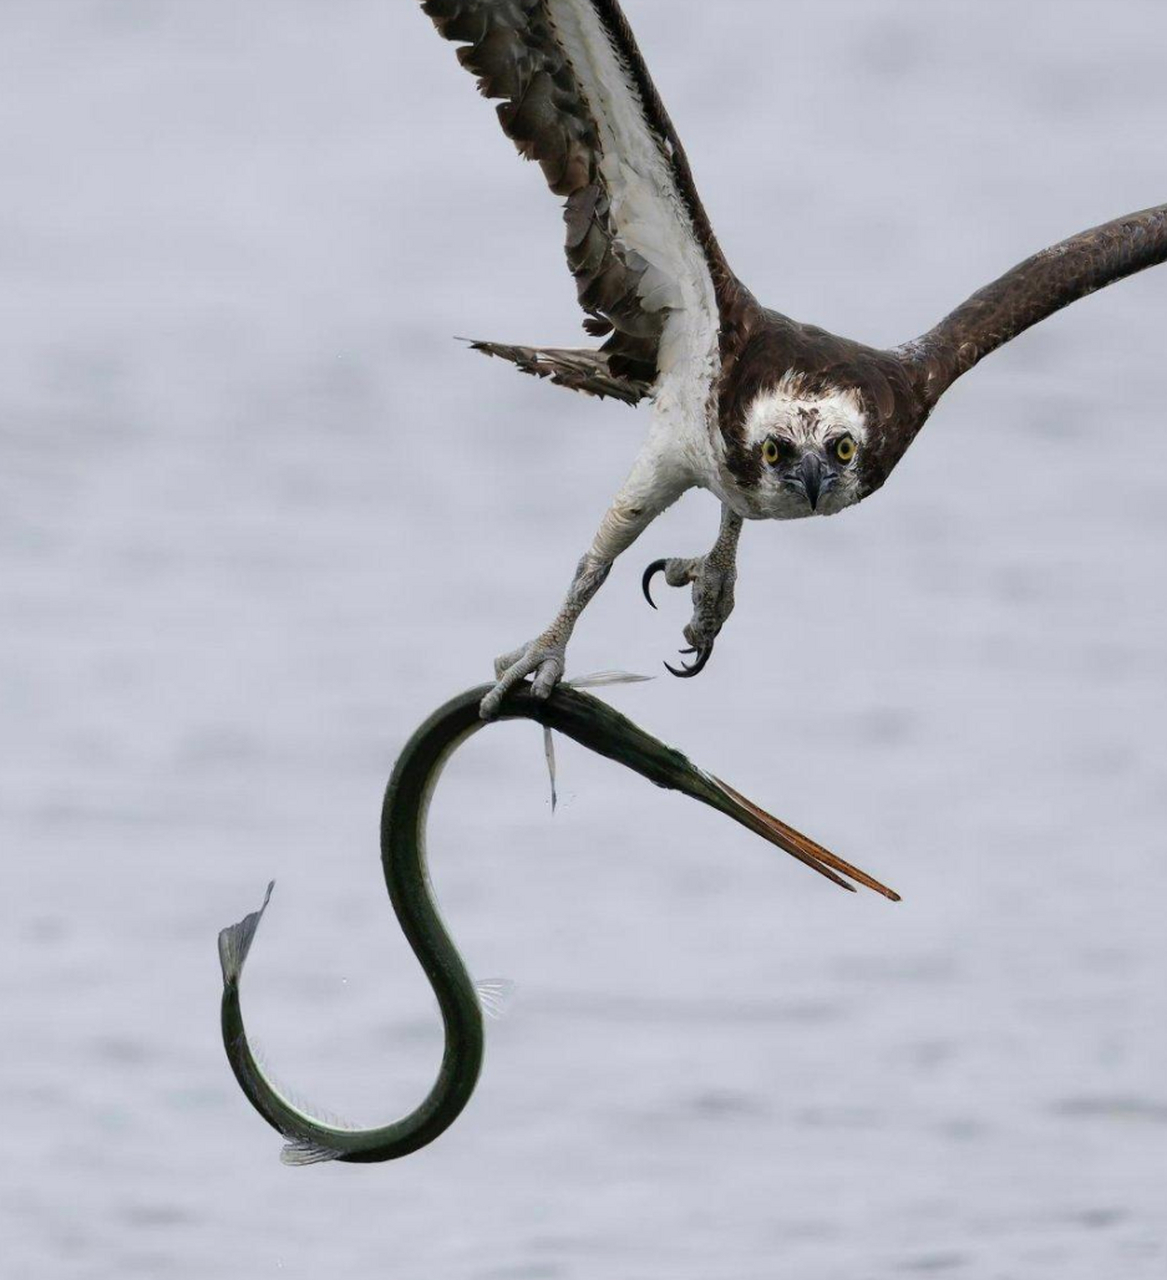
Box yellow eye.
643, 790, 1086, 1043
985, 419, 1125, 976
762, 438, 780, 465
835, 435, 856, 464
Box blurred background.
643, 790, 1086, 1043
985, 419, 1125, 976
2, 1, 1165, 1276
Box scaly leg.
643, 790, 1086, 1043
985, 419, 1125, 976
480, 451, 691, 719
642, 503, 742, 677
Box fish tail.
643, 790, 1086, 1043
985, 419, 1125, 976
218, 881, 274, 988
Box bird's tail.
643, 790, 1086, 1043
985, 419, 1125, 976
462, 339, 651, 406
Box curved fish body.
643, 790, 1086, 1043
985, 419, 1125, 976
219, 684, 898, 1166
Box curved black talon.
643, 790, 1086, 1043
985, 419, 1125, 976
665, 643, 713, 679
641, 559, 668, 609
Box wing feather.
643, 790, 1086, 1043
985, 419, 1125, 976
422, 0, 733, 404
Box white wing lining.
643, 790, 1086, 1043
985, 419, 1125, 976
545, 0, 721, 451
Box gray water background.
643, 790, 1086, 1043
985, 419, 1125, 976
2, 2, 1166, 1276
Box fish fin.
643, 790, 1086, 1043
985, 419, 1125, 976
543, 726, 557, 814
280, 1138, 344, 1167
567, 671, 653, 688
476, 978, 516, 1021
547, 673, 652, 810
218, 881, 275, 987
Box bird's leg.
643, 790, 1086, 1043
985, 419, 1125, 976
480, 453, 688, 719
481, 551, 610, 720
642, 503, 742, 677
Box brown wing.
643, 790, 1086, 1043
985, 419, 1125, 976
422, 0, 734, 393
900, 204, 1167, 405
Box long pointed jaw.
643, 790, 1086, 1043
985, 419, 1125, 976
704, 775, 900, 900
525, 687, 900, 902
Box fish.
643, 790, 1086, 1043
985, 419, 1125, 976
218, 682, 898, 1166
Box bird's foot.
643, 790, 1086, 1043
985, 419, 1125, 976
642, 554, 736, 678
480, 633, 568, 719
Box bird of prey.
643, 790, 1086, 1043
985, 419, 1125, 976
420, 0, 1167, 718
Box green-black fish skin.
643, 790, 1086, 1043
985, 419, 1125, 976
218, 683, 899, 1166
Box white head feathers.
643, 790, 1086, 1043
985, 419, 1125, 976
728, 372, 869, 520
742, 371, 868, 452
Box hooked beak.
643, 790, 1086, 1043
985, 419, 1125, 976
799, 454, 823, 511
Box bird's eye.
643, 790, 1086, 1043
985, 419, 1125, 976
835, 435, 857, 464
762, 438, 781, 465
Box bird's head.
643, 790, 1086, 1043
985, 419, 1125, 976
735, 373, 868, 519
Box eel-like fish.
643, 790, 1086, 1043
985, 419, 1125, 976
219, 684, 898, 1165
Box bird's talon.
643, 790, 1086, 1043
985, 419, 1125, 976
664, 644, 713, 679
481, 638, 567, 717
641, 559, 668, 609
641, 552, 732, 681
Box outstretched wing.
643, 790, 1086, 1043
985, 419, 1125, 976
422, 0, 735, 401
901, 204, 1167, 405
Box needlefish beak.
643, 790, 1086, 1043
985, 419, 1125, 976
702, 774, 900, 900
529, 687, 900, 901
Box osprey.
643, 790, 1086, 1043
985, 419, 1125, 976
421, 0, 1167, 718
